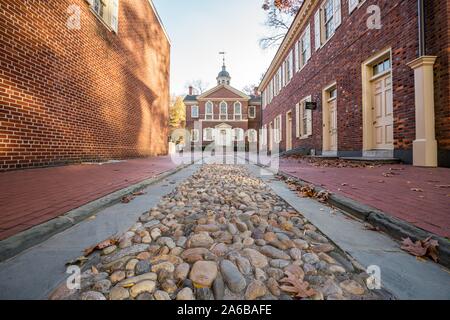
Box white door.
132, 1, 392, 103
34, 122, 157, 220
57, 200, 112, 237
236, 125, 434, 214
329, 99, 338, 151
216, 128, 232, 147
372, 74, 393, 149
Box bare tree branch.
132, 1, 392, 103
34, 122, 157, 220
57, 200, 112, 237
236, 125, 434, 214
260, 0, 303, 49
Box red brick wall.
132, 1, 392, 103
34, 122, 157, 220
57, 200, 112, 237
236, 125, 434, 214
0, 0, 170, 171
262, 0, 449, 166
426, 0, 450, 165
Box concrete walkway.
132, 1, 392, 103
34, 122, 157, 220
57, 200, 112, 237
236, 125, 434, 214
0, 164, 199, 300
251, 164, 450, 300
279, 157, 450, 238
0, 157, 177, 240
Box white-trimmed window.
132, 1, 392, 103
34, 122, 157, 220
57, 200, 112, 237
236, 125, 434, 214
203, 128, 214, 141
287, 50, 294, 81
191, 105, 199, 118
372, 57, 391, 76
205, 101, 214, 120
87, 0, 120, 33
233, 128, 244, 142
278, 67, 282, 93
348, 0, 362, 13
191, 129, 200, 142
247, 129, 258, 143
261, 125, 268, 145
274, 115, 282, 143
315, 0, 341, 49
296, 96, 313, 138
299, 24, 311, 69
249, 106, 256, 119
234, 102, 242, 120
220, 101, 228, 120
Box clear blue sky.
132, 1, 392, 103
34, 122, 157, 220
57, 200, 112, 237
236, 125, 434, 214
152, 0, 277, 96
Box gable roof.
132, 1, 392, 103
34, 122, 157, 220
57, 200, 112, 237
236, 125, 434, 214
198, 84, 250, 100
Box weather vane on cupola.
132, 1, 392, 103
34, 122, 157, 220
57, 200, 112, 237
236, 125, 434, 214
217, 51, 231, 86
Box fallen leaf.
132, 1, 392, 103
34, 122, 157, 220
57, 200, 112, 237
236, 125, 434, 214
66, 256, 89, 267
121, 195, 133, 203
410, 188, 424, 192
363, 223, 380, 231
279, 271, 316, 298
401, 237, 439, 262
91, 266, 99, 274
316, 190, 331, 203
84, 237, 118, 256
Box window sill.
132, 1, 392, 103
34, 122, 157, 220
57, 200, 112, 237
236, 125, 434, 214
90, 8, 114, 32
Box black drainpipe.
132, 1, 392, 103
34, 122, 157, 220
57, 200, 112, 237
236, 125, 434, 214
418, 0, 425, 56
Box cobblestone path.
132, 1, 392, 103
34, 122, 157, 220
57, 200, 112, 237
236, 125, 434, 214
59, 165, 383, 300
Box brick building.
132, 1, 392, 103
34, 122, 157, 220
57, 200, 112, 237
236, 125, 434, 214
0, 0, 170, 171
184, 62, 262, 150
259, 0, 449, 167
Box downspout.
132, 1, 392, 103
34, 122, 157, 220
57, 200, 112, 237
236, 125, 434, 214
418, 0, 425, 56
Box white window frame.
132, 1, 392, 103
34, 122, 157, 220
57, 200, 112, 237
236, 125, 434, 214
234, 102, 242, 120
297, 96, 313, 138
233, 128, 244, 142
349, 0, 362, 14
247, 129, 258, 143
191, 129, 200, 143
87, 0, 119, 33
274, 115, 283, 143
191, 105, 199, 118
219, 101, 228, 120
315, 0, 341, 49
249, 106, 256, 119
261, 125, 268, 146
205, 101, 214, 120
203, 128, 214, 141
299, 24, 311, 70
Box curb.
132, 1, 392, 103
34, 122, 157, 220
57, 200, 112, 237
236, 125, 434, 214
0, 162, 193, 263
262, 165, 450, 269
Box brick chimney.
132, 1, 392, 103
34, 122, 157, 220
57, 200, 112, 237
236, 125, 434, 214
253, 87, 260, 96
188, 86, 193, 96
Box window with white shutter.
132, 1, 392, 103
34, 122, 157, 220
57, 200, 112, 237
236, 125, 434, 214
348, 0, 359, 13
333, 0, 341, 29
314, 10, 321, 50
87, 0, 119, 33
296, 103, 300, 138
111, 0, 119, 33
299, 24, 311, 69
298, 96, 313, 138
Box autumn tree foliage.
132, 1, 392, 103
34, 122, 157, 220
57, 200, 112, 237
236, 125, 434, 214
260, 0, 303, 49
169, 96, 186, 130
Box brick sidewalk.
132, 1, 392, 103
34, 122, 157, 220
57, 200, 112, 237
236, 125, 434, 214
0, 157, 177, 240
279, 158, 450, 238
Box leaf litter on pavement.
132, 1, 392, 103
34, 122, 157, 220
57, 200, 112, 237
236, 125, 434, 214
400, 237, 439, 262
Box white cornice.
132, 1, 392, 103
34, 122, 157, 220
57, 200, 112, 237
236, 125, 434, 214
147, 0, 171, 45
